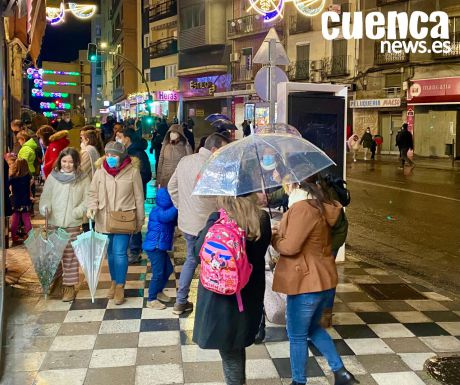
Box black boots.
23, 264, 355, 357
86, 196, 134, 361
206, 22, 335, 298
334, 367, 360, 385
254, 313, 266, 344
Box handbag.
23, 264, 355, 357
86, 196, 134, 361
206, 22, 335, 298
104, 173, 137, 234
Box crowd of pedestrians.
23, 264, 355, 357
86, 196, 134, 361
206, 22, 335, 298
2, 112, 376, 385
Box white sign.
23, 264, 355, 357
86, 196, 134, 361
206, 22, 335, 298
350, 98, 401, 108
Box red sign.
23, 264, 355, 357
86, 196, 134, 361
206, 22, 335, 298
407, 77, 460, 103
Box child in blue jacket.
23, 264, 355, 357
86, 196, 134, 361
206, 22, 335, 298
143, 188, 178, 309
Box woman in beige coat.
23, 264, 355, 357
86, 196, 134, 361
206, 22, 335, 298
86, 141, 145, 305
39, 147, 91, 301
156, 124, 192, 187
271, 177, 358, 385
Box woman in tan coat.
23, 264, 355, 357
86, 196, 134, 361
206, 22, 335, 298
156, 124, 192, 187
272, 177, 358, 385
86, 142, 145, 305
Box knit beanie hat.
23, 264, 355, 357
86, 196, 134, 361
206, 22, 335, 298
105, 141, 127, 161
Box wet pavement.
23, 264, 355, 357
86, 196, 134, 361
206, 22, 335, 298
345, 155, 460, 293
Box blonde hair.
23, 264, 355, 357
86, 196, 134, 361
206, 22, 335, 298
216, 194, 261, 240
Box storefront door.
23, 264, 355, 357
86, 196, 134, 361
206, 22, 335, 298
380, 113, 402, 154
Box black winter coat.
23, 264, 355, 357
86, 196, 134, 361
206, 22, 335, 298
127, 139, 153, 196
397, 129, 413, 149
183, 128, 195, 152
192, 211, 272, 351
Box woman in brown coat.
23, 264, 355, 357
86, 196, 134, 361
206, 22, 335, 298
272, 177, 358, 385
86, 142, 145, 305
156, 124, 192, 187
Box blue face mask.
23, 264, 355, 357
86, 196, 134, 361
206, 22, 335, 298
106, 156, 119, 168
261, 155, 276, 171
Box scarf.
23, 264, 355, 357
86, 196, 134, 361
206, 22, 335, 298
51, 170, 80, 184
288, 188, 311, 208
103, 156, 131, 177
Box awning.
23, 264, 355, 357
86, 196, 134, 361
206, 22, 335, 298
28, 0, 46, 65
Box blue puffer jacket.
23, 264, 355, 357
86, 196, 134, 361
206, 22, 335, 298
143, 188, 178, 252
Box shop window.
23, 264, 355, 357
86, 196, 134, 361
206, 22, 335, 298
180, 3, 205, 30
151, 66, 165, 81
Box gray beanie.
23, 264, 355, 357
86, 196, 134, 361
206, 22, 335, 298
105, 141, 127, 160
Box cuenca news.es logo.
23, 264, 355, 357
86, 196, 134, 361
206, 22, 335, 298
321, 11, 452, 55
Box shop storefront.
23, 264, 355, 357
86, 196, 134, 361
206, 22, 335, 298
351, 98, 404, 154
408, 77, 460, 158
179, 74, 232, 139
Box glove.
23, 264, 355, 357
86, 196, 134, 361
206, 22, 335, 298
86, 208, 96, 220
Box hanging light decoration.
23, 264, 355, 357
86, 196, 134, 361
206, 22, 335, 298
46, 2, 97, 25
247, 0, 326, 21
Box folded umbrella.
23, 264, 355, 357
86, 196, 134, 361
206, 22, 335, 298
205, 113, 230, 123
211, 119, 238, 131
72, 220, 109, 303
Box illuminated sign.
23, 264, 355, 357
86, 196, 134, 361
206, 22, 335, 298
190, 81, 216, 96
156, 91, 179, 101
247, 0, 326, 22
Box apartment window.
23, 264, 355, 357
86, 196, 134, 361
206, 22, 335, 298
165, 64, 177, 79
180, 4, 205, 30
296, 44, 310, 62
241, 48, 252, 69
151, 66, 165, 81
385, 73, 401, 87
144, 34, 150, 49
144, 69, 150, 82
96, 62, 102, 76
449, 17, 460, 34
331, 39, 348, 75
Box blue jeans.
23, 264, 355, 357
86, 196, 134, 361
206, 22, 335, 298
286, 289, 344, 383
176, 233, 198, 305
129, 232, 143, 256
147, 249, 173, 301
107, 234, 130, 285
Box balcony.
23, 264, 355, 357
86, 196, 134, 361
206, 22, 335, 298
374, 41, 409, 64
377, 0, 408, 5
432, 33, 460, 59
113, 86, 124, 101
228, 14, 282, 39
289, 15, 312, 35
287, 61, 310, 81
324, 55, 350, 77
384, 87, 402, 97
328, 3, 351, 27
112, 27, 122, 44
231, 63, 263, 83
149, 37, 178, 59
149, 0, 177, 23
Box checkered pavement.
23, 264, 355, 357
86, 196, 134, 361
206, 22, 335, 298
3, 232, 458, 385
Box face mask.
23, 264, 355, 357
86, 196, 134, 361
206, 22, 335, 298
261, 155, 276, 171
64, 118, 71, 123
106, 156, 119, 168
115, 138, 123, 144
170, 132, 180, 141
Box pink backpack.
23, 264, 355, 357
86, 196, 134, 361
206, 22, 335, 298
199, 209, 253, 312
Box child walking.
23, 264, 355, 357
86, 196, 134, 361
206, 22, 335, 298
39, 147, 90, 301
143, 188, 177, 309
9, 158, 33, 245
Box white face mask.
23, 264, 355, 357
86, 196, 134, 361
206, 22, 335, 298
170, 132, 180, 141
64, 118, 71, 123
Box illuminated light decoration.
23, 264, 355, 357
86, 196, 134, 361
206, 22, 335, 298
31, 89, 69, 98
68, 3, 97, 19
248, 0, 326, 21
43, 112, 58, 118
46, 2, 97, 25
43, 81, 78, 86
40, 102, 72, 110
43, 70, 80, 76
46, 2, 66, 25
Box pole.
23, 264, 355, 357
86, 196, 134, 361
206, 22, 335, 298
268, 38, 276, 126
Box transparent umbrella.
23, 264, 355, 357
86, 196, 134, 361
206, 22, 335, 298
193, 123, 335, 197
71, 220, 108, 303
24, 211, 70, 298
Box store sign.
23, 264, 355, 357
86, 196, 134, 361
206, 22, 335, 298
180, 74, 231, 99
190, 81, 216, 96
156, 91, 179, 101
408, 77, 460, 103
350, 98, 401, 108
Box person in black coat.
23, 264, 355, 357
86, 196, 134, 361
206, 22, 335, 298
182, 123, 195, 152
192, 194, 271, 385
151, 118, 169, 173
396, 123, 414, 167
4, 159, 12, 217
117, 127, 153, 263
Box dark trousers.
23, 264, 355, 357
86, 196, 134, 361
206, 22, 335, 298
219, 348, 246, 385
400, 147, 414, 167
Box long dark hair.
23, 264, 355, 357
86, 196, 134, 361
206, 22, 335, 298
53, 147, 81, 173
81, 129, 104, 155
299, 174, 332, 214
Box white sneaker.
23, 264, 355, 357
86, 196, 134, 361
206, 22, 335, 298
147, 300, 166, 310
